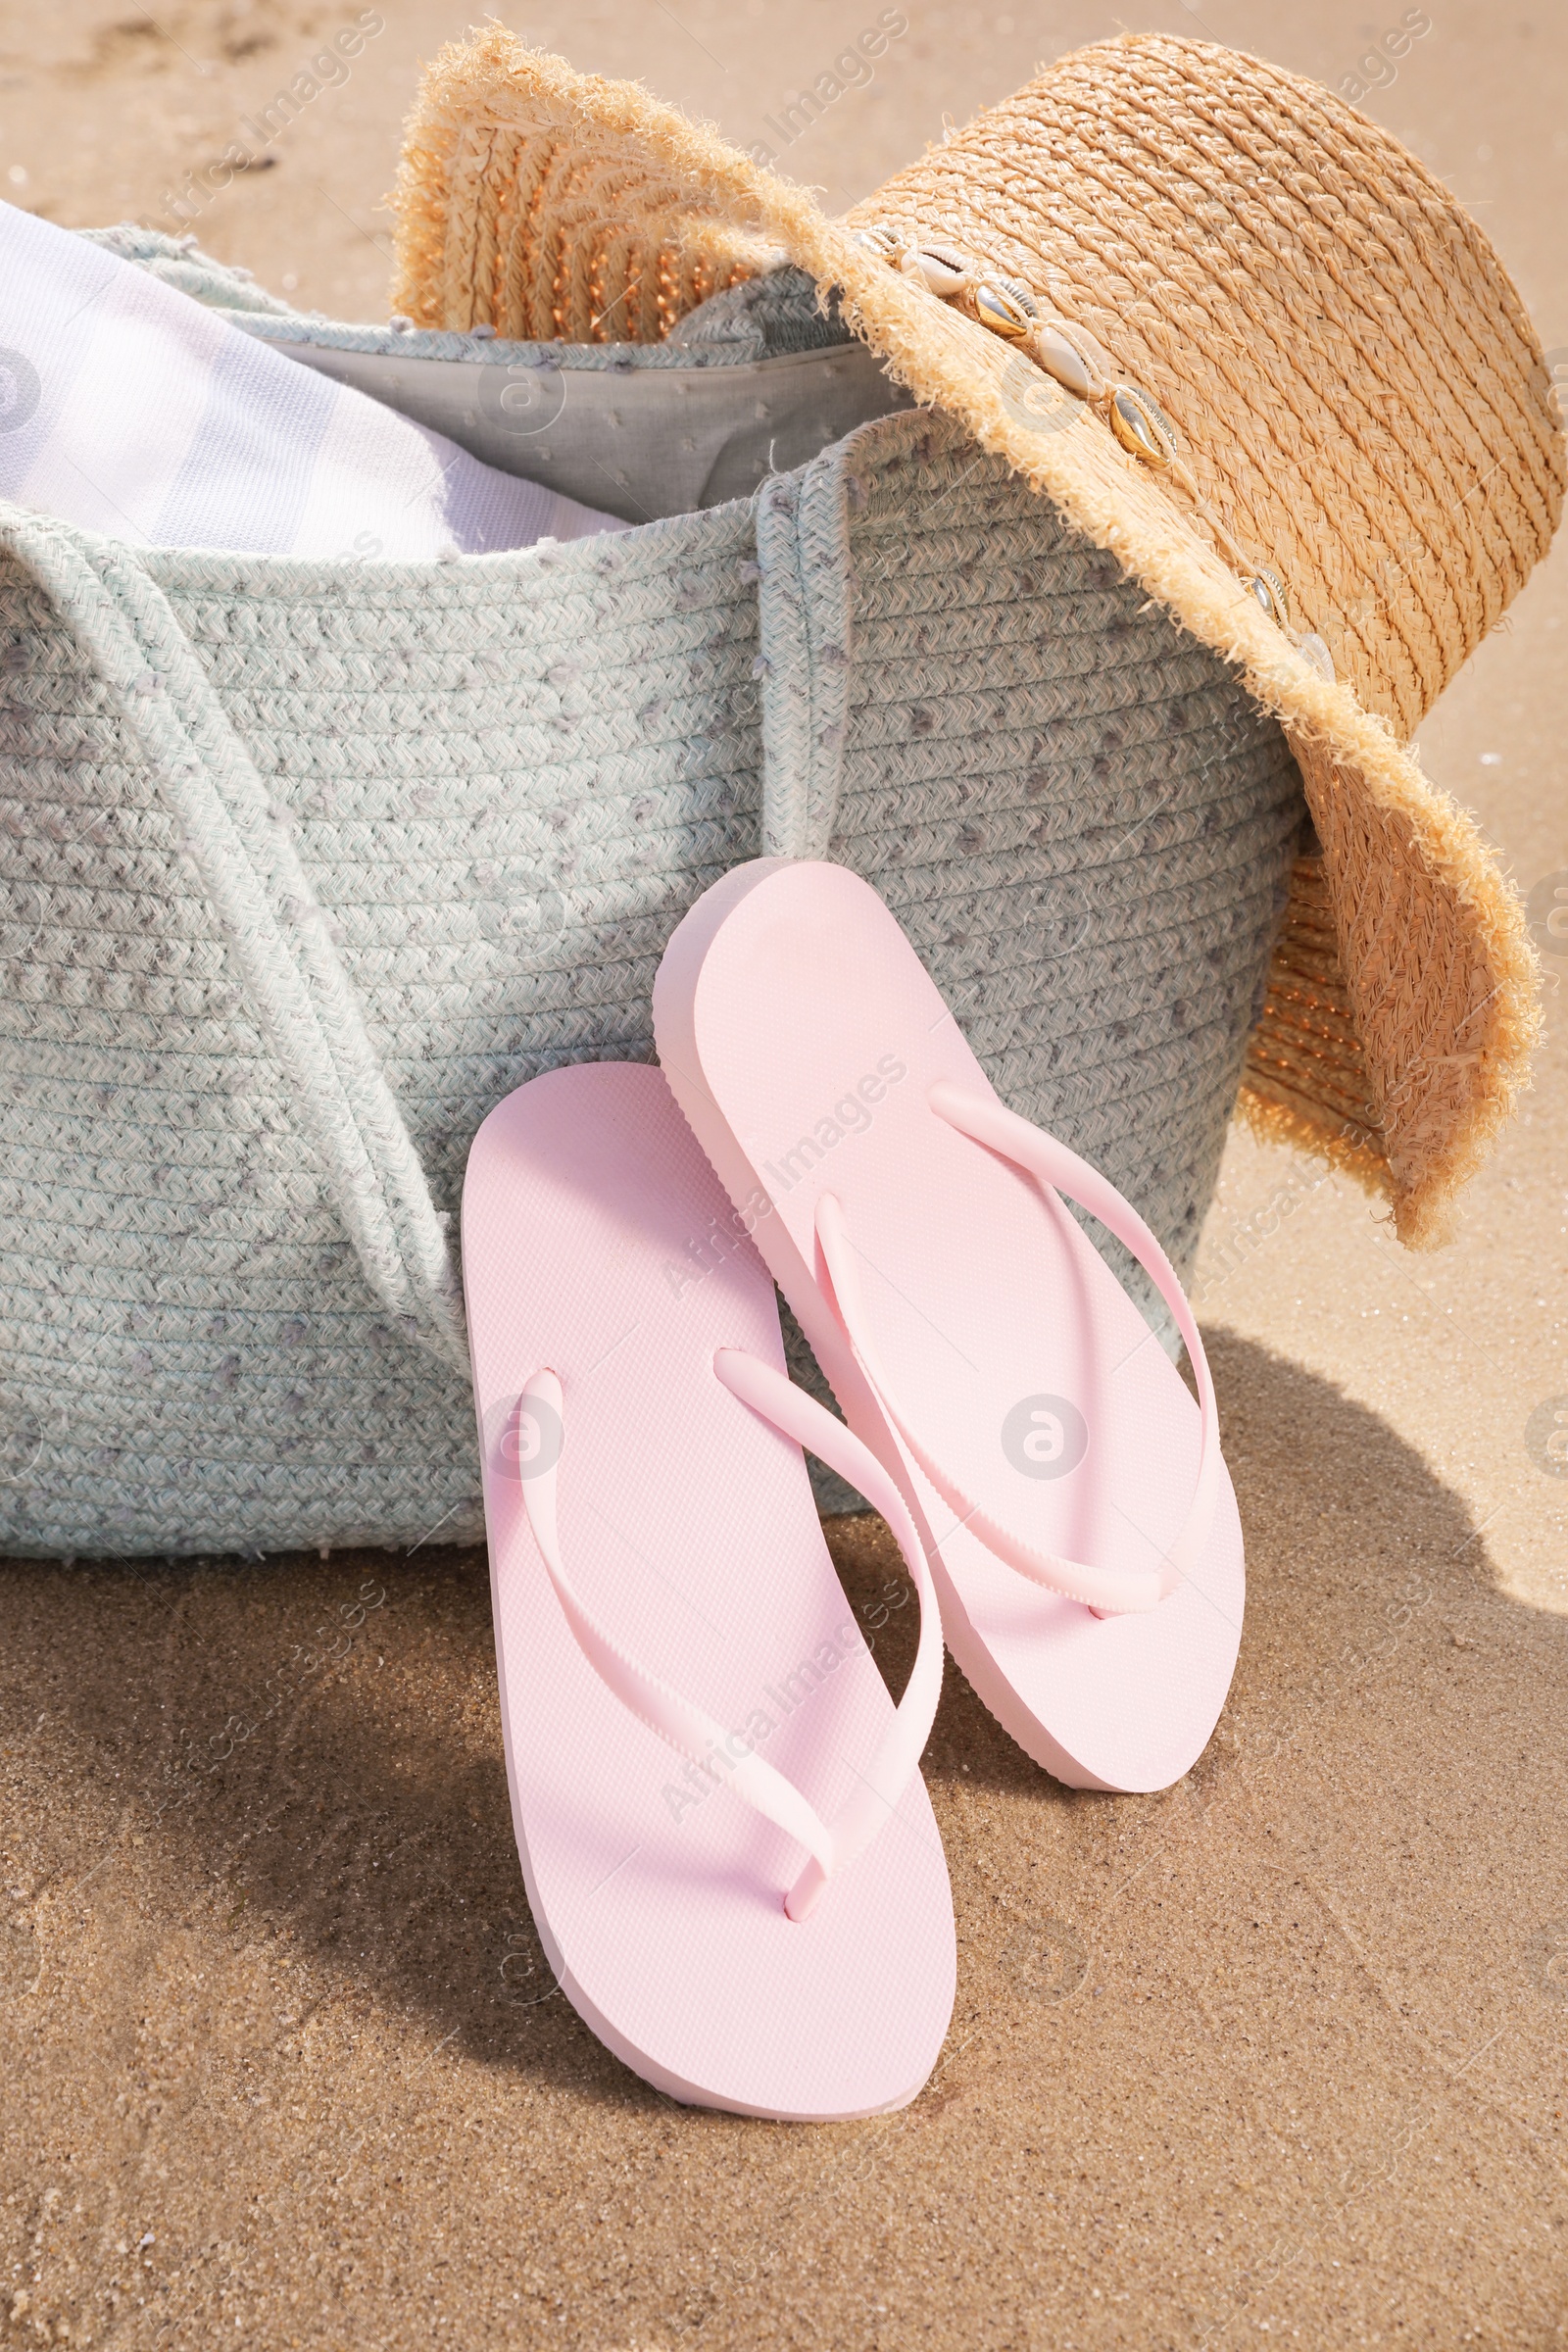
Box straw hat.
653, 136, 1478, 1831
390, 27, 1564, 1246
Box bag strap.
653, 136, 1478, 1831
754, 421, 870, 861
0, 504, 468, 1372
4, 429, 895, 1369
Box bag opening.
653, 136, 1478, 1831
248, 266, 914, 525
270, 334, 912, 525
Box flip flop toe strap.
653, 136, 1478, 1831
512, 1360, 943, 1923
812, 1081, 1222, 1618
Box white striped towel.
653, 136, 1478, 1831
0, 203, 624, 559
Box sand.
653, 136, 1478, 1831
2, 3, 1566, 2345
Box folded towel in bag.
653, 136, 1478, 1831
0, 203, 623, 558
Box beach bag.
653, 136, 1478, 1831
0, 247, 1305, 1555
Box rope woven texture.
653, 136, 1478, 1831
0, 276, 1302, 1554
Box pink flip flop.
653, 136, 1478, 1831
653, 858, 1245, 1795
462, 1059, 953, 2120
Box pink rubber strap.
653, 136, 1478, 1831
812, 1080, 1221, 1617
713, 1348, 945, 1919
513, 1357, 943, 1922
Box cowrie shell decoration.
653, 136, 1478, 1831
852, 218, 1298, 647
1027, 323, 1097, 402
901, 245, 972, 297
1109, 387, 1177, 469
972, 277, 1037, 338
1248, 565, 1291, 627
1292, 629, 1335, 681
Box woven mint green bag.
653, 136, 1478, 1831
0, 249, 1304, 1556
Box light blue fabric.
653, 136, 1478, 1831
0, 254, 1306, 1555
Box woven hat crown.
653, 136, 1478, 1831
844, 36, 1562, 740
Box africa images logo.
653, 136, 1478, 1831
997, 351, 1081, 443
1001, 1394, 1089, 1480
0, 348, 40, 436
1525, 1396, 1568, 1480
662, 1620, 869, 1828
484, 1390, 564, 1484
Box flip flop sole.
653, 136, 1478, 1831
655, 859, 1244, 1794
463, 1059, 955, 2118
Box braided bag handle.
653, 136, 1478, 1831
0, 504, 469, 1373
1, 426, 875, 1380
755, 418, 863, 860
